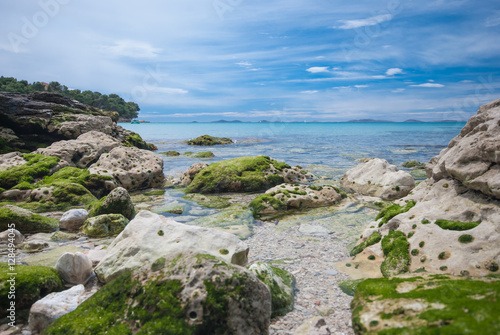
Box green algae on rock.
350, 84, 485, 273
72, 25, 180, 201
434, 219, 481, 231
351, 275, 500, 334
0, 263, 62, 317
380, 231, 410, 277
0, 153, 59, 190
187, 134, 233, 146
160, 150, 181, 156
350, 231, 382, 256
0, 205, 58, 233
185, 156, 290, 194
44, 253, 271, 335
248, 262, 295, 317
183, 193, 231, 209
376, 200, 416, 226
87, 187, 136, 220
82, 214, 130, 237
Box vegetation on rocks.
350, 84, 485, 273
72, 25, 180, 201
187, 135, 233, 146
351, 275, 500, 334
82, 214, 129, 237
401, 160, 425, 169
434, 219, 481, 231
350, 231, 382, 256
0, 263, 62, 317
0, 154, 59, 190
0, 206, 59, 233
122, 133, 157, 151
380, 231, 410, 277
182, 193, 231, 209
185, 156, 290, 194
376, 200, 416, 226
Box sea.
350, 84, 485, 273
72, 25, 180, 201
120, 122, 465, 181
119, 122, 466, 241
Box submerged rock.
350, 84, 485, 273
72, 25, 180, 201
45, 253, 272, 335
94, 210, 250, 283
187, 134, 233, 146
341, 158, 415, 200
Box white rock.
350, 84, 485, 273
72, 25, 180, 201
0, 229, 24, 245
55, 252, 93, 285
94, 210, 249, 283
341, 158, 415, 200
28, 284, 93, 332
59, 209, 89, 232
89, 146, 164, 191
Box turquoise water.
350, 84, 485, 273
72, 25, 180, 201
120, 122, 465, 180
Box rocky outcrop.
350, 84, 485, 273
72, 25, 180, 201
349, 99, 500, 278
428, 97, 500, 199
36, 131, 120, 168
88, 146, 164, 191
187, 134, 233, 145
0, 92, 154, 151
94, 210, 250, 283
249, 184, 345, 218
29, 284, 95, 332
55, 252, 93, 285
185, 156, 313, 194
46, 253, 271, 335
341, 158, 415, 200
88, 187, 135, 219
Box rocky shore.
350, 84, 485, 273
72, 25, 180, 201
1, 92, 499, 334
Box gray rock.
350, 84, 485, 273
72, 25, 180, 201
299, 224, 332, 237
0, 228, 24, 245
181, 162, 209, 186
55, 252, 93, 285
341, 158, 415, 200
94, 210, 250, 283
59, 209, 89, 232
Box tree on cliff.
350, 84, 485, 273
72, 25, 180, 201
0, 77, 139, 119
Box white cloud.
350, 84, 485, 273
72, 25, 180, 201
409, 83, 445, 88
301, 90, 318, 94
460, 80, 474, 83
354, 85, 369, 88
336, 14, 393, 30
485, 12, 500, 27
101, 40, 161, 58
385, 68, 403, 76
148, 87, 189, 94
236, 61, 252, 67
372, 75, 387, 79
392, 88, 406, 93
306, 66, 330, 73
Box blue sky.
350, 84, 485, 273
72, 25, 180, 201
1, 0, 499, 122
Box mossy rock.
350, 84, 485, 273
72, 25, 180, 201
160, 151, 181, 156
338, 279, 365, 296
351, 275, 500, 334
82, 214, 129, 237
187, 135, 233, 146
122, 133, 157, 150
376, 201, 416, 226
350, 231, 382, 256
401, 160, 425, 169
182, 193, 231, 209
88, 187, 135, 220
185, 156, 290, 194
193, 151, 215, 158
0, 154, 59, 190
0, 263, 63, 317
0, 205, 59, 233
249, 262, 295, 317
434, 219, 481, 231
380, 231, 410, 277
44, 253, 271, 335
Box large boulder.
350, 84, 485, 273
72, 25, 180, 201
349, 98, 500, 278
340, 158, 415, 200
88, 187, 135, 219
0, 205, 59, 233
55, 252, 93, 285
29, 284, 94, 332
36, 131, 120, 168
94, 210, 250, 283
45, 253, 271, 335
88, 146, 164, 191
181, 162, 209, 186
185, 155, 313, 194
428, 98, 500, 199
249, 184, 345, 218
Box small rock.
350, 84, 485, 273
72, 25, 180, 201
59, 209, 89, 232
22, 240, 50, 253
322, 269, 338, 276
55, 252, 93, 285
0, 229, 24, 245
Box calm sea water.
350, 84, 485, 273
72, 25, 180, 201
120, 122, 464, 181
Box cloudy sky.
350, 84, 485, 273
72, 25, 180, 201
1, 0, 499, 122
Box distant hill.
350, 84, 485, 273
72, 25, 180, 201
347, 119, 395, 123
211, 120, 243, 123
403, 119, 424, 123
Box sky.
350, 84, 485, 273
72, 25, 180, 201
1, 0, 500, 122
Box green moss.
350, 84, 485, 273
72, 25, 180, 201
350, 231, 382, 256
160, 151, 181, 156
122, 133, 157, 150
82, 214, 129, 237
158, 230, 164, 236
0, 263, 62, 317
435, 219, 481, 231
376, 201, 416, 226
45, 272, 193, 335
380, 231, 410, 277
194, 151, 215, 158
458, 234, 474, 244
187, 135, 233, 146
0, 154, 59, 190
438, 252, 450, 260
182, 193, 231, 209
249, 194, 287, 218
339, 279, 365, 296
218, 248, 229, 255
411, 249, 419, 256
151, 257, 167, 272
88, 191, 135, 220
0, 206, 59, 233
486, 262, 499, 272
440, 266, 448, 271
351, 276, 500, 334
368, 255, 376, 260
407, 231, 415, 238
186, 156, 289, 194
421, 218, 430, 224
419, 241, 425, 248
402, 160, 424, 169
